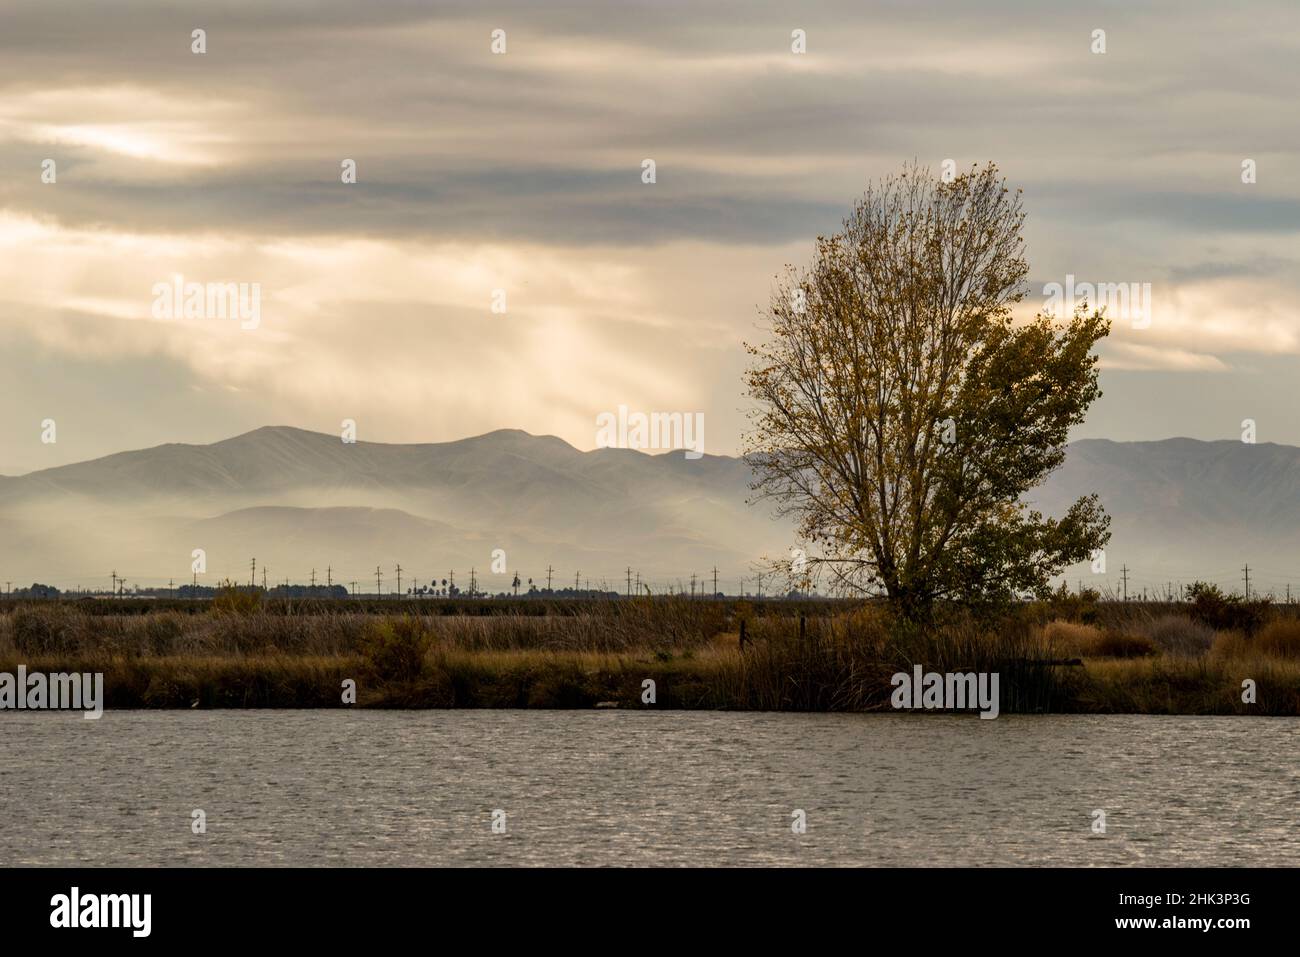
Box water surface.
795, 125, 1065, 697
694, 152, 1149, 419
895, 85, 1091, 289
1, 712, 1295, 866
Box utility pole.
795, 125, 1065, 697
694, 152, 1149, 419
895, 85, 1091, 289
546, 565, 553, 592
575, 570, 580, 593
1120, 564, 1129, 602
262, 567, 267, 591
168, 578, 174, 599
469, 567, 477, 597
327, 565, 332, 589
712, 566, 718, 599
396, 563, 402, 597
375, 565, 382, 597
110, 570, 117, 599
250, 557, 256, 589
626, 567, 632, 598
311, 568, 317, 590
690, 572, 697, 599
1242, 563, 1250, 600
349, 581, 357, 597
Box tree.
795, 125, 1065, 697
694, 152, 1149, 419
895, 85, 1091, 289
1184, 581, 1269, 635
744, 162, 1110, 619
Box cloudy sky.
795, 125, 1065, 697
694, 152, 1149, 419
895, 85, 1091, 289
2, 0, 1298, 474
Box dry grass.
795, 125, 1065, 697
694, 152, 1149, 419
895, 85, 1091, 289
1080, 656, 1300, 715
1041, 620, 1102, 656
1092, 631, 1158, 658
2, 601, 1298, 713
0, 598, 737, 659
1255, 619, 1300, 659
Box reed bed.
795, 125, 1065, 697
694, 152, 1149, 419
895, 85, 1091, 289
1, 598, 1297, 713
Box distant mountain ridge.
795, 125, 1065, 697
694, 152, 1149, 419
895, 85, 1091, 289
0, 426, 778, 588
2, 427, 1296, 592
1027, 437, 1300, 590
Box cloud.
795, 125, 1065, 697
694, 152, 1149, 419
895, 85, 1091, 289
2, 0, 1299, 471
1101, 342, 1229, 373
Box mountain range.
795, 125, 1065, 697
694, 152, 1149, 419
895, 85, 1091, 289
1, 427, 1296, 594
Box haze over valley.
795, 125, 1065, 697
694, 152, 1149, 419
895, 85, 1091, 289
2, 426, 1293, 596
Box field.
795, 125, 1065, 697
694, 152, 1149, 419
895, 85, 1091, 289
2, 594, 1298, 714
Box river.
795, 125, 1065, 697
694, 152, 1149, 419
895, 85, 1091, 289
1, 711, 1295, 866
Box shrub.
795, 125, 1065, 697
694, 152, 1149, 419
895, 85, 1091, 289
1092, 631, 1157, 658
1038, 584, 1101, 625
11, 605, 89, 655
138, 612, 186, 654
1142, 615, 1215, 657
359, 617, 431, 682
1185, 581, 1270, 636
210, 582, 260, 617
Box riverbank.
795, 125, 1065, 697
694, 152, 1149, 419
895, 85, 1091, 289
2, 599, 1298, 714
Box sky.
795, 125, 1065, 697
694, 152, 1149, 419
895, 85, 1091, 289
2, 0, 1298, 475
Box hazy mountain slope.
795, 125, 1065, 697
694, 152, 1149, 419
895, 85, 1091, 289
1033, 438, 1300, 588
0, 427, 789, 587
2, 429, 1296, 591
